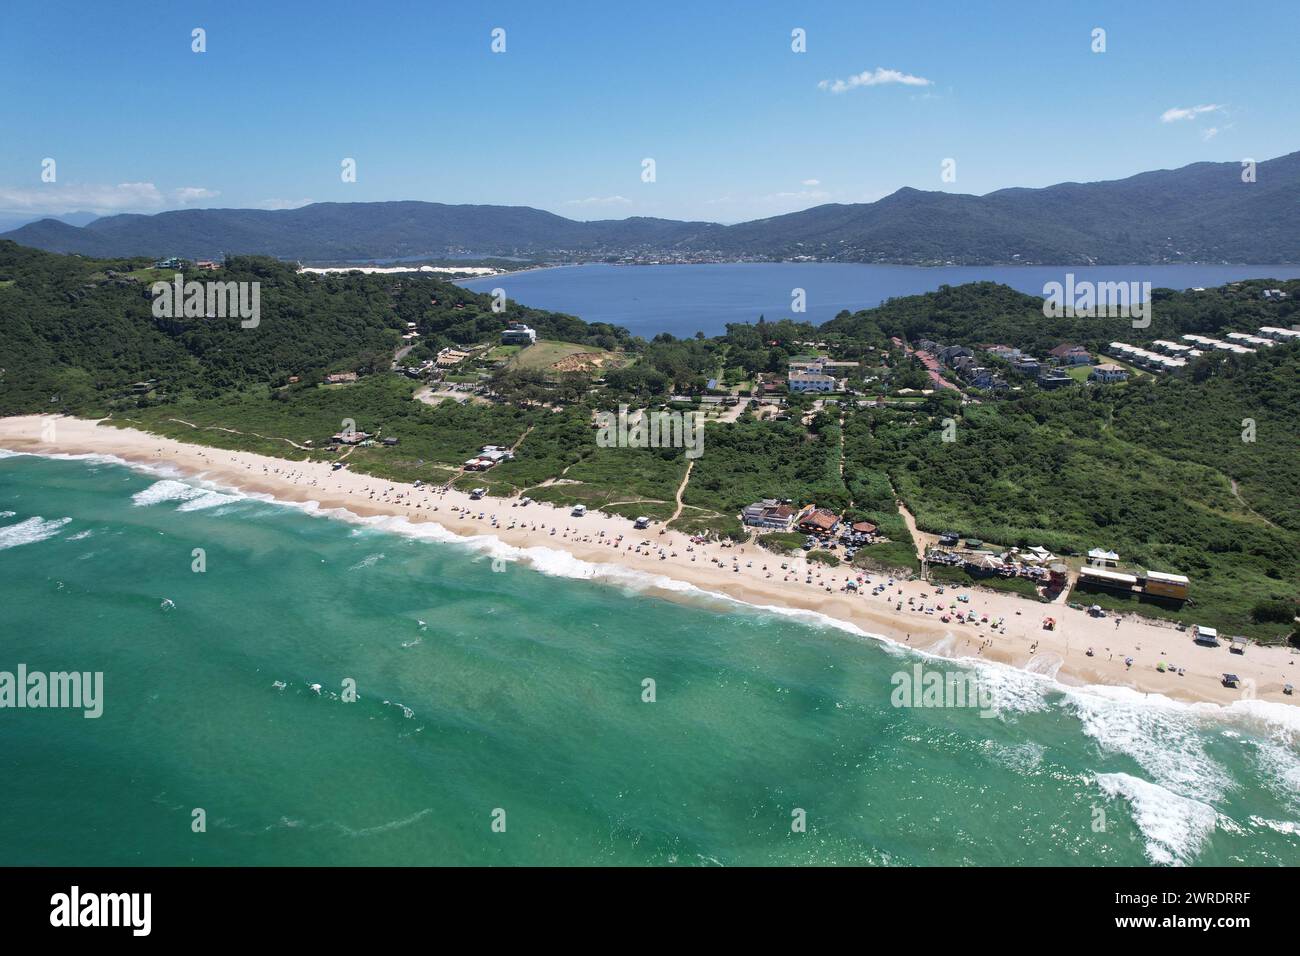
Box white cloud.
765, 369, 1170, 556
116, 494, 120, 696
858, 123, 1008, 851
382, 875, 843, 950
818, 68, 933, 94
704, 189, 831, 211
563, 195, 633, 206
256, 198, 314, 210
0, 182, 225, 216
0, 181, 166, 215
1159, 104, 1223, 123
765, 189, 831, 202
173, 186, 220, 205
801, 179, 821, 186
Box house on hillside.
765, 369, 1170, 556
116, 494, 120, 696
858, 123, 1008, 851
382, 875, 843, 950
938, 346, 973, 367
1037, 368, 1073, 389
325, 372, 358, 384
1049, 344, 1091, 365
436, 348, 471, 368
984, 345, 1022, 361
787, 372, 836, 394
501, 323, 537, 346
1089, 363, 1129, 383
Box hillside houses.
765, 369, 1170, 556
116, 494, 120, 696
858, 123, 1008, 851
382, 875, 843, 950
1108, 343, 1186, 371
1259, 326, 1300, 342
984, 344, 1023, 361
1048, 343, 1091, 365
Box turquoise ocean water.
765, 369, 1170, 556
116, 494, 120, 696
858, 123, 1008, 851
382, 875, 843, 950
1, 451, 1297, 866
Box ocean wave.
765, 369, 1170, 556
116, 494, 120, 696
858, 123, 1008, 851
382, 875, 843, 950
1067, 688, 1232, 804
175, 489, 242, 512
0, 515, 72, 551
131, 477, 244, 512
1248, 815, 1300, 836
1096, 771, 1218, 866
131, 479, 207, 507
0, 447, 183, 477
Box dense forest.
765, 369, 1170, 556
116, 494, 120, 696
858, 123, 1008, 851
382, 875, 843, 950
0, 242, 628, 413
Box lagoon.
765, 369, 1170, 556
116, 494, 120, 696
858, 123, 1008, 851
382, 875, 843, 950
461, 262, 1300, 338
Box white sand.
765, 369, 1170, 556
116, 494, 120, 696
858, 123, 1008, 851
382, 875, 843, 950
2, 414, 1296, 707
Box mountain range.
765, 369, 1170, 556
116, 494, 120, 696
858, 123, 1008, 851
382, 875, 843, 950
4, 152, 1298, 265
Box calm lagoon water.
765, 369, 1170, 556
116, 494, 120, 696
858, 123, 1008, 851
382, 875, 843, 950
461, 262, 1300, 338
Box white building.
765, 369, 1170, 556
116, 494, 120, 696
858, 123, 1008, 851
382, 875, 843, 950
501, 323, 537, 346
787, 372, 836, 393
1089, 363, 1129, 383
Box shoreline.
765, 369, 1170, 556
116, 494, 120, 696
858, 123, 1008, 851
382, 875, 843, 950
2, 414, 1297, 710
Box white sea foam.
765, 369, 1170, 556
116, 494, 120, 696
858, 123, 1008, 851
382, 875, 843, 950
131, 479, 206, 507
175, 489, 242, 512
0, 510, 15, 518
1248, 815, 1300, 836
67, 529, 94, 541
980, 739, 1046, 774
1067, 688, 1231, 804
1096, 771, 1218, 865
968, 659, 1053, 716
348, 552, 386, 571
130, 477, 244, 512
0, 447, 181, 477
0, 515, 72, 551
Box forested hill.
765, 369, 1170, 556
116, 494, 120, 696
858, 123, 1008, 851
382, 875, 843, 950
821, 278, 1300, 355
4, 151, 1298, 265
0, 241, 627, 413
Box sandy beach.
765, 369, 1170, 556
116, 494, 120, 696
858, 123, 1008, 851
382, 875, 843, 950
3, 414, 1296, 708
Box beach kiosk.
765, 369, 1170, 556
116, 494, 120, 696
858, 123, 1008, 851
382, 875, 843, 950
1192, 625, 1220, 647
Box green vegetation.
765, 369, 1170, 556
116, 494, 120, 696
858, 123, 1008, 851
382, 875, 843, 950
929, 565, 1046, 600
759, 532, 808, 555
1, 241, 1295, 637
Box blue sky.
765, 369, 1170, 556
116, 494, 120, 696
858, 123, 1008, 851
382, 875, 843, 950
1, 0, 1296, 224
